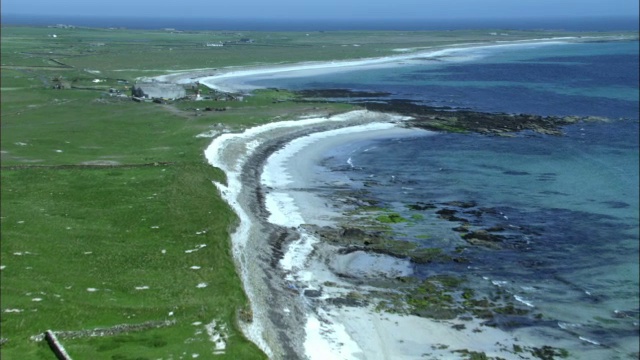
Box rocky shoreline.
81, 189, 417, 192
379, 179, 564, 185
296, 193, 542, 321
294, 89, 613, 136
249, 92, 636, 358
243, 117, 558, 359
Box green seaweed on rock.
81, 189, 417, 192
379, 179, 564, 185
529, 346, 570, 359
375, 212, 408, 223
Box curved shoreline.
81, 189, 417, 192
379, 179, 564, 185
203, 110, 556, 360
154, 35, 635, 93
204, 110, 409, 358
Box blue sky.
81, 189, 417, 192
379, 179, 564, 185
2, 0, 639, 20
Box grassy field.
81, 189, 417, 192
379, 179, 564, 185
0, 82, 287, 359
1, 25, 355, 359
2, 24, 635, 359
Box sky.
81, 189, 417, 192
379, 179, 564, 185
2, 0, 639, 20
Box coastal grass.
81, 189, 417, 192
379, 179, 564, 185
1, 164, 257, 358
0, 77, 282, 357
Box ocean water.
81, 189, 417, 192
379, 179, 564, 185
258, 40, 640, 357
251, 40, 639, 118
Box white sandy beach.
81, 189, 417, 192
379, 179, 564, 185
204, 110, 410, 358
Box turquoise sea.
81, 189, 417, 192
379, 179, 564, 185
251, 40, 640, 357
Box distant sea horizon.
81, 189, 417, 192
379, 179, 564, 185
2, 14, 639, 31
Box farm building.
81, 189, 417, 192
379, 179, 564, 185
131, 82, 186, 100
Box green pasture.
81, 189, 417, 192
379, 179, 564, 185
2, 24, 636, 359
0, 93, 347, 358
0, 57, 282, 360
1, 163, 258, 359
0, 26, 352, 358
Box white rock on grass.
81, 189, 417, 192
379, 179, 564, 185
185, 244, 207, 254
190, 266, 201, 270
14, 251, 33, 255
135, 286, 149, 290
86, 288, 98, 292
195, 130, 219, 138
196, 283, 207, 288
205, 320, 228, 355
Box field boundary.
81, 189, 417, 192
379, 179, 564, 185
1, 162, 175, 171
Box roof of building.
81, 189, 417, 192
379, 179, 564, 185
133, 82, 186, 99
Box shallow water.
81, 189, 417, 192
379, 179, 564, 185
316, 119, 638, 353
257, 40, 639, 357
